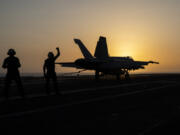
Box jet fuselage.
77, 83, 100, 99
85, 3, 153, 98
74, 56, 152, 74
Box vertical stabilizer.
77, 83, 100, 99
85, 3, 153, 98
74, 39, 93, 59
94, 36, 109, 58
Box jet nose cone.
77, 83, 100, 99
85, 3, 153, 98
153, 61, 159, 64
149, 61, 159, 64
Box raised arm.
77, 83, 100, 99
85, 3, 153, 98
54, 47, 60, 60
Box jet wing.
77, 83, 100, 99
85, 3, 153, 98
56, 62, 83, 69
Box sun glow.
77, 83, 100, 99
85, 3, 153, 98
110, 40, 139, 58
0, 0, 180, 73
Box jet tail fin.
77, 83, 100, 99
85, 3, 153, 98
74, 39, 93, 59
94, 36, 109, 58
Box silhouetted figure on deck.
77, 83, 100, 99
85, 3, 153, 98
43, 47, 60, 94
2, 49, 24, 99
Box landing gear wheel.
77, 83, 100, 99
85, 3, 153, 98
125, 71, 130, 80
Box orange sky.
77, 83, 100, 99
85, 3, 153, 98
0, 0, 180, 74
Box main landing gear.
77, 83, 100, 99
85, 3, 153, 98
95, 70, 130, 80
116, 70, 130, 80
124, 70, 130, 80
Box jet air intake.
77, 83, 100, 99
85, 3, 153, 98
75, 59, 97, 69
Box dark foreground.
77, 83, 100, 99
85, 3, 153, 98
0, 74, 180, 135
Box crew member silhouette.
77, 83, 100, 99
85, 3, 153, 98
43, 47, 60, 94
2, 49, 24, 98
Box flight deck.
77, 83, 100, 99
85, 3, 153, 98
0, 74, 180, 135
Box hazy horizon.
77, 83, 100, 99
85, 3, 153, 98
1, 0, 180, 74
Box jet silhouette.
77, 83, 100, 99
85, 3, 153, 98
56, 36, 159, 80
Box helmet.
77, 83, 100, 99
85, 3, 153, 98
7, 49, 16, 56
48, 52, 54, 58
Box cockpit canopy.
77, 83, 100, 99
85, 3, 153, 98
112, 56, 134, 61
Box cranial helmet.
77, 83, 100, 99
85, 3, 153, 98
48, 52, 54, 58
7, 49, 16, 56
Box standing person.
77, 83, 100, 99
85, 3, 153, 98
43, 47, 60, 94
2, 49, 24, 99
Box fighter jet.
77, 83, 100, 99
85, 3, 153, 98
56, 36, 159, 80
